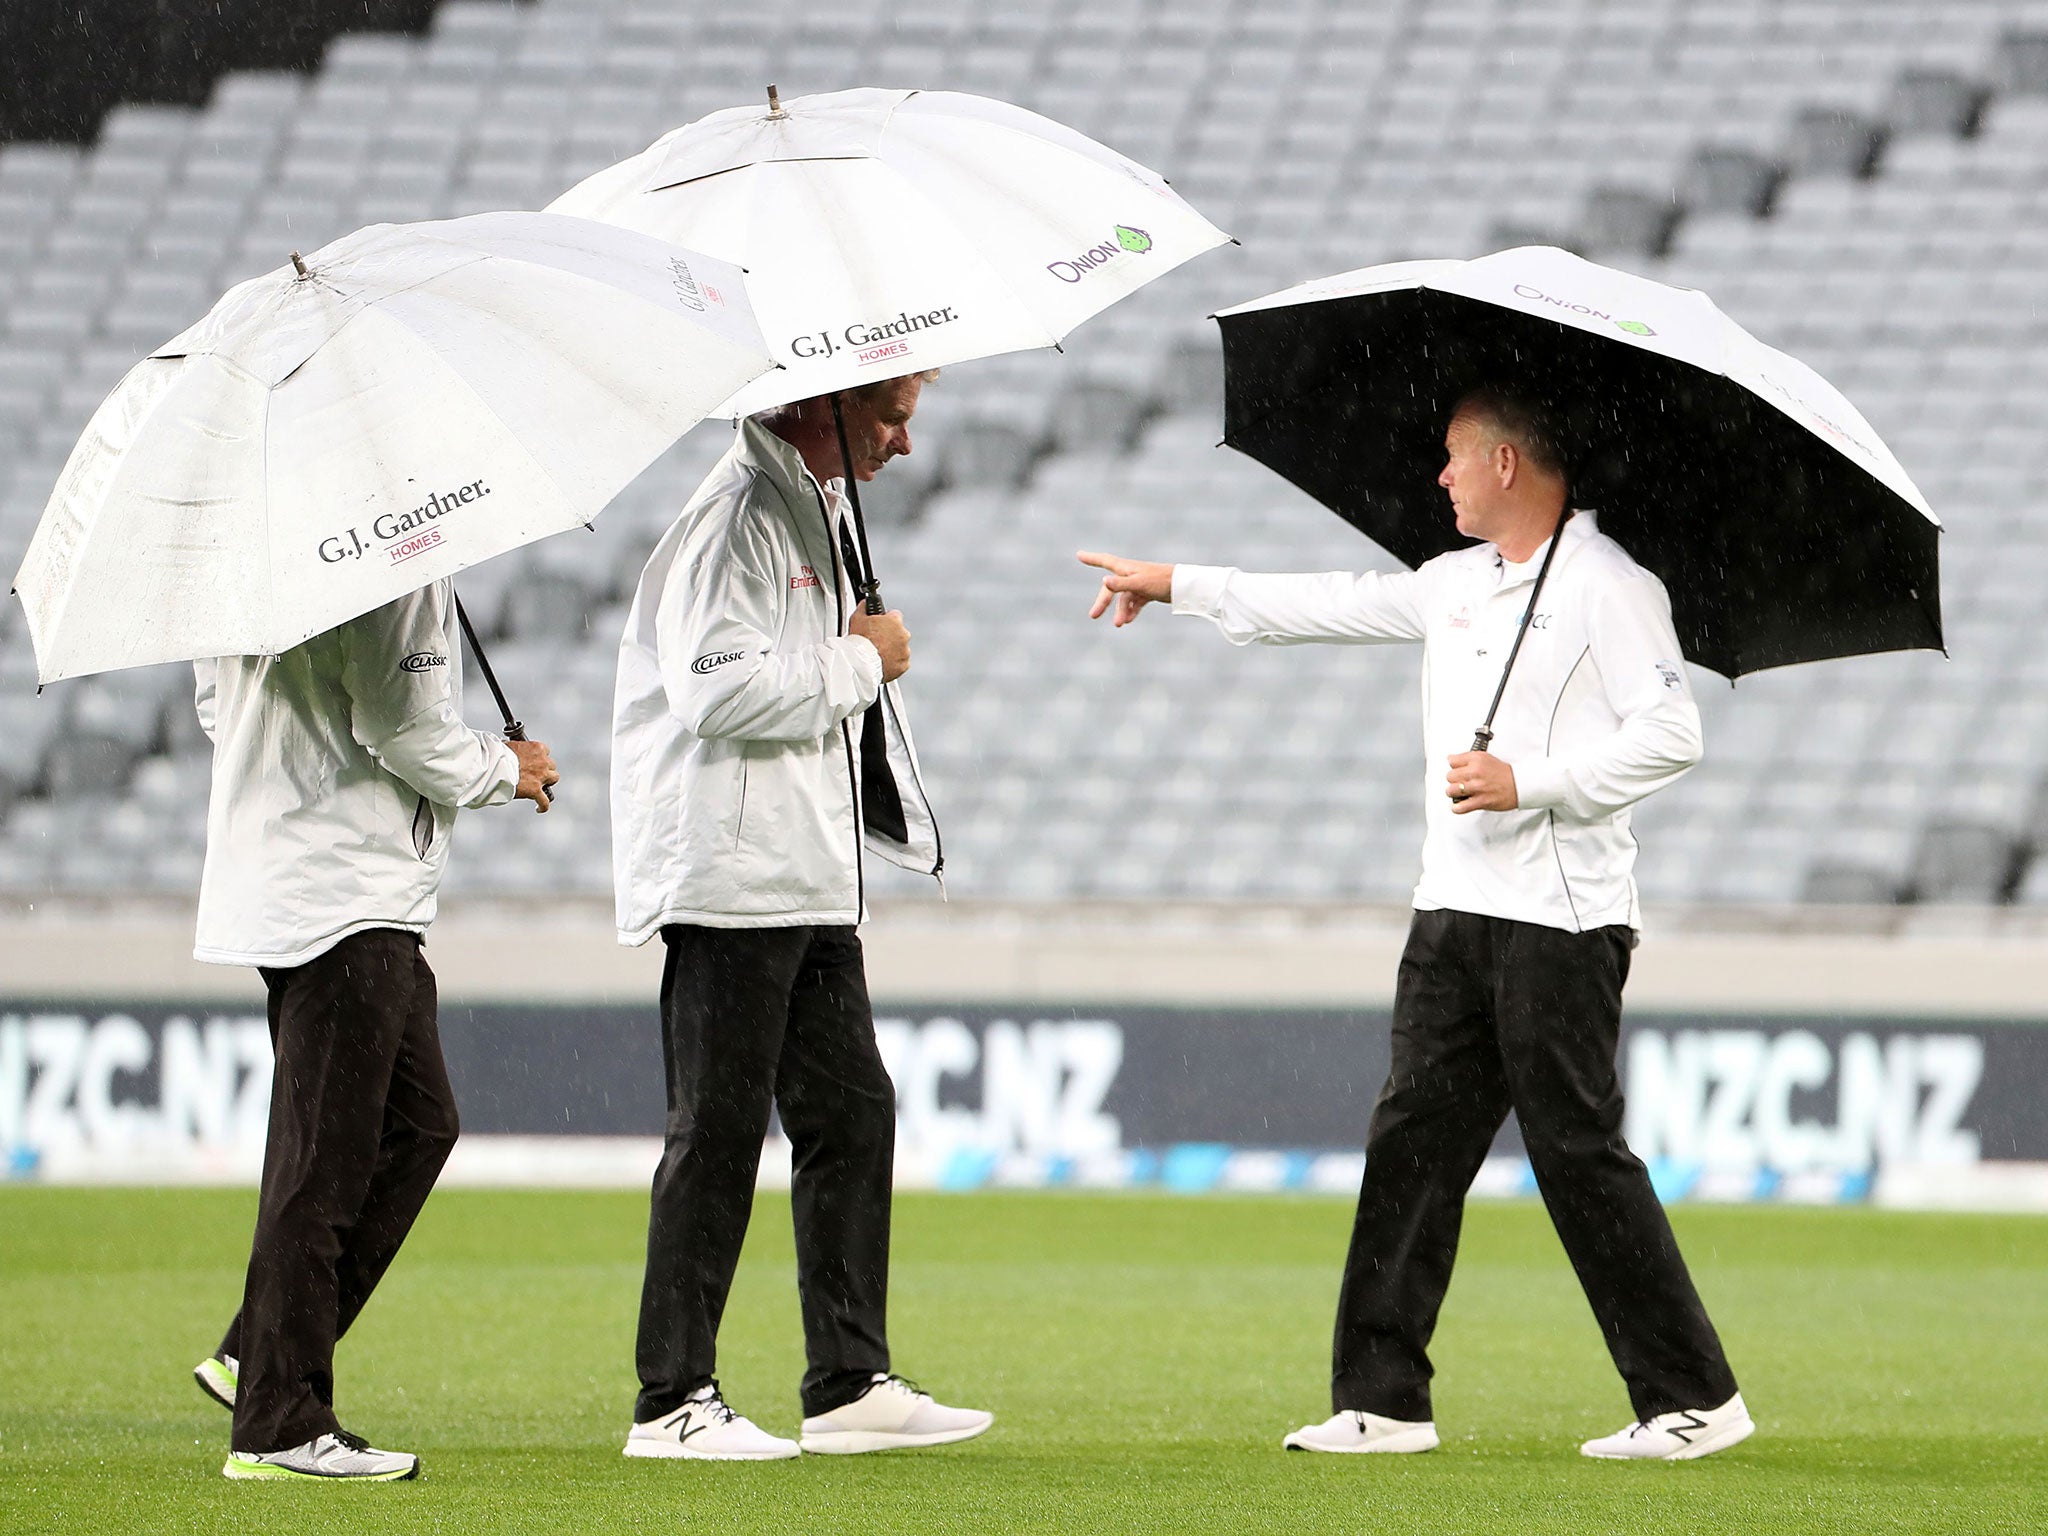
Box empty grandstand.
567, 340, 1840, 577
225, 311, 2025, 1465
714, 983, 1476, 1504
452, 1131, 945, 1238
4, 0, 2047, 909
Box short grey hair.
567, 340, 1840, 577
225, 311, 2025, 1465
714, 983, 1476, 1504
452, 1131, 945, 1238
1455, 385, 1566, 478
755, 369, 940, 427
849, 367, 940, 402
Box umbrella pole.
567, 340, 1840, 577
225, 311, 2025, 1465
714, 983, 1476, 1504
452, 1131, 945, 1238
455, 590, 554, 803
1469, 508, 1573, 755
830, 392, 887, 615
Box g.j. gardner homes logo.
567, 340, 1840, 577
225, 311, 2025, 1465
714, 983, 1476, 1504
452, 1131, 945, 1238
1047, 225, 1154, 283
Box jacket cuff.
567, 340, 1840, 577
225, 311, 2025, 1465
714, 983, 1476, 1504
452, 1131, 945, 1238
476, 740, 521, 807
1513, 754, 1571, 812
1171, 564, 1232, 615
843, 634, 886, 702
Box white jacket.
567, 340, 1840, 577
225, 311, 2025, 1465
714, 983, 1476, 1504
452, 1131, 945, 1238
1172, 512, 1702, 932
193, 579, 519, 967
611, 418, 941, 944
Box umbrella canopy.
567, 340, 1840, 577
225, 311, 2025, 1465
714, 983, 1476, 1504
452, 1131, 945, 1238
13, 211, 772, 684
1214, 246, 1942, 679
548, 86, 1231, 418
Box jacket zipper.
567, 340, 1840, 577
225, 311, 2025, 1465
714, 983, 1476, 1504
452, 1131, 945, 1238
812, 480, 864, 915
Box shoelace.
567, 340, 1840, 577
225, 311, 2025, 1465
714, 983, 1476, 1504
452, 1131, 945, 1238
331, 1429, 371, 1453
878, 1373, 927, 1399
685, 1380, 739, 1426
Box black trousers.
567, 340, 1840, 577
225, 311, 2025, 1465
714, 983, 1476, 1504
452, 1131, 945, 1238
1332, 908, 1738, 1423
635, 923, 895, 1422
219, 929, 458, 1453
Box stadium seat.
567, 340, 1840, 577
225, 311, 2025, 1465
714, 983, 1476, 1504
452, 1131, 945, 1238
2, 0, 2043, 907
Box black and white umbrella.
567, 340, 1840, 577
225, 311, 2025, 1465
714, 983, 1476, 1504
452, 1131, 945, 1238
1214, 245, 1942, 681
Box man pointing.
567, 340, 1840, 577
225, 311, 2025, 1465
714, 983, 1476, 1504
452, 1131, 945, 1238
1080, 385, 1750, 1462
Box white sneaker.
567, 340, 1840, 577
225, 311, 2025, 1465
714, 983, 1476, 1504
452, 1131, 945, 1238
799, 1374, 992, 1454
1580, 1392, 1755, 1461
221, 1429, 418, 1481
194, 1353, 238, 1411
1283, 1409, 1440, 1454
623, 1383, 799, 1461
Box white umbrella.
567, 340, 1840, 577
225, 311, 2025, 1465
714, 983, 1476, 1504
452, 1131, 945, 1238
13, 211, 773, 684
548, 86, 1230, 418
549, 86, 1228, 609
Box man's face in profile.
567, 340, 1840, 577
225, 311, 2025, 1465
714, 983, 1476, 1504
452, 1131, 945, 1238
841, 376, 924, 482
1439, 407, 1505, 543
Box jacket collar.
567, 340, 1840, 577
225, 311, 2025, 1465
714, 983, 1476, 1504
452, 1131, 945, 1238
1492, 507, 1598, 589
736, 415, 847, 516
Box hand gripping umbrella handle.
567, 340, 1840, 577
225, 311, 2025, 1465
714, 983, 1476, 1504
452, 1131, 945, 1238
829, 393, 887, 615
454, 592, 554, 805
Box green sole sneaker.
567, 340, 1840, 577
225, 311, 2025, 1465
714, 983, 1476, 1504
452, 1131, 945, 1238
221, 1457, 419, 1482
194, 1355, 238, 1411
222, 1432, 420, 1481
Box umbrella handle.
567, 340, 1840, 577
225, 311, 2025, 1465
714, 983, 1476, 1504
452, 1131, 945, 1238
455, 594, 555, 805
829, 392, 889, 617
502, 719, 556, 806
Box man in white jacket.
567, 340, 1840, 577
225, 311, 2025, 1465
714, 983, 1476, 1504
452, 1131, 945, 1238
188, 579, 557, 1482
1080, 386, 1749, 1463
612, 373, 988, 1461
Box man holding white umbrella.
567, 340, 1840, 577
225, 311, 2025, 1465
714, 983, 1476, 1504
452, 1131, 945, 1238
561, 82, 1228, 1462
611, 368, 991, 1461
12, 211, 778, 1480
190, 584, 559, 1480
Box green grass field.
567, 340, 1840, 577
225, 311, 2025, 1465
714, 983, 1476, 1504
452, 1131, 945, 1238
2, 1188, 2044, 1534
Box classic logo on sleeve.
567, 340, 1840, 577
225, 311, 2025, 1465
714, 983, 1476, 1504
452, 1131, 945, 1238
399, 652, 448, 674
691, 650, 748, 675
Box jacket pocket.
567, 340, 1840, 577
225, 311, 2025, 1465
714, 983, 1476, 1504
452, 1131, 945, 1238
733, 758, 749, 849
411, 795, 435, 861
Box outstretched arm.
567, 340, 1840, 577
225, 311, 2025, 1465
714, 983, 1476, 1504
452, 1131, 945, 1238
1080, 550, 1429, 646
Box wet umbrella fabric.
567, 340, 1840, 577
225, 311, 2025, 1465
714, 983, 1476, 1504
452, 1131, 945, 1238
13, 211, 773, 684
1214, 245, 1942, 680
550, 86, 1228, 612
549, 87, 1231, 420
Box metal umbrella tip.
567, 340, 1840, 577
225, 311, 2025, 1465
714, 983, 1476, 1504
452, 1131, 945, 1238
290, 251, 309, 278
766, 84, 786, 118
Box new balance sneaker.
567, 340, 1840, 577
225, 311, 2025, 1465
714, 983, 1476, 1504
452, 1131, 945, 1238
194, 1353, 238, 1411
798, 1374, 992, 1454
221, 1429, 419, 1481
1580, 1392, 1755, 1461
623, 1382, 799, 1461
1283, 1410, 1440, 1454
